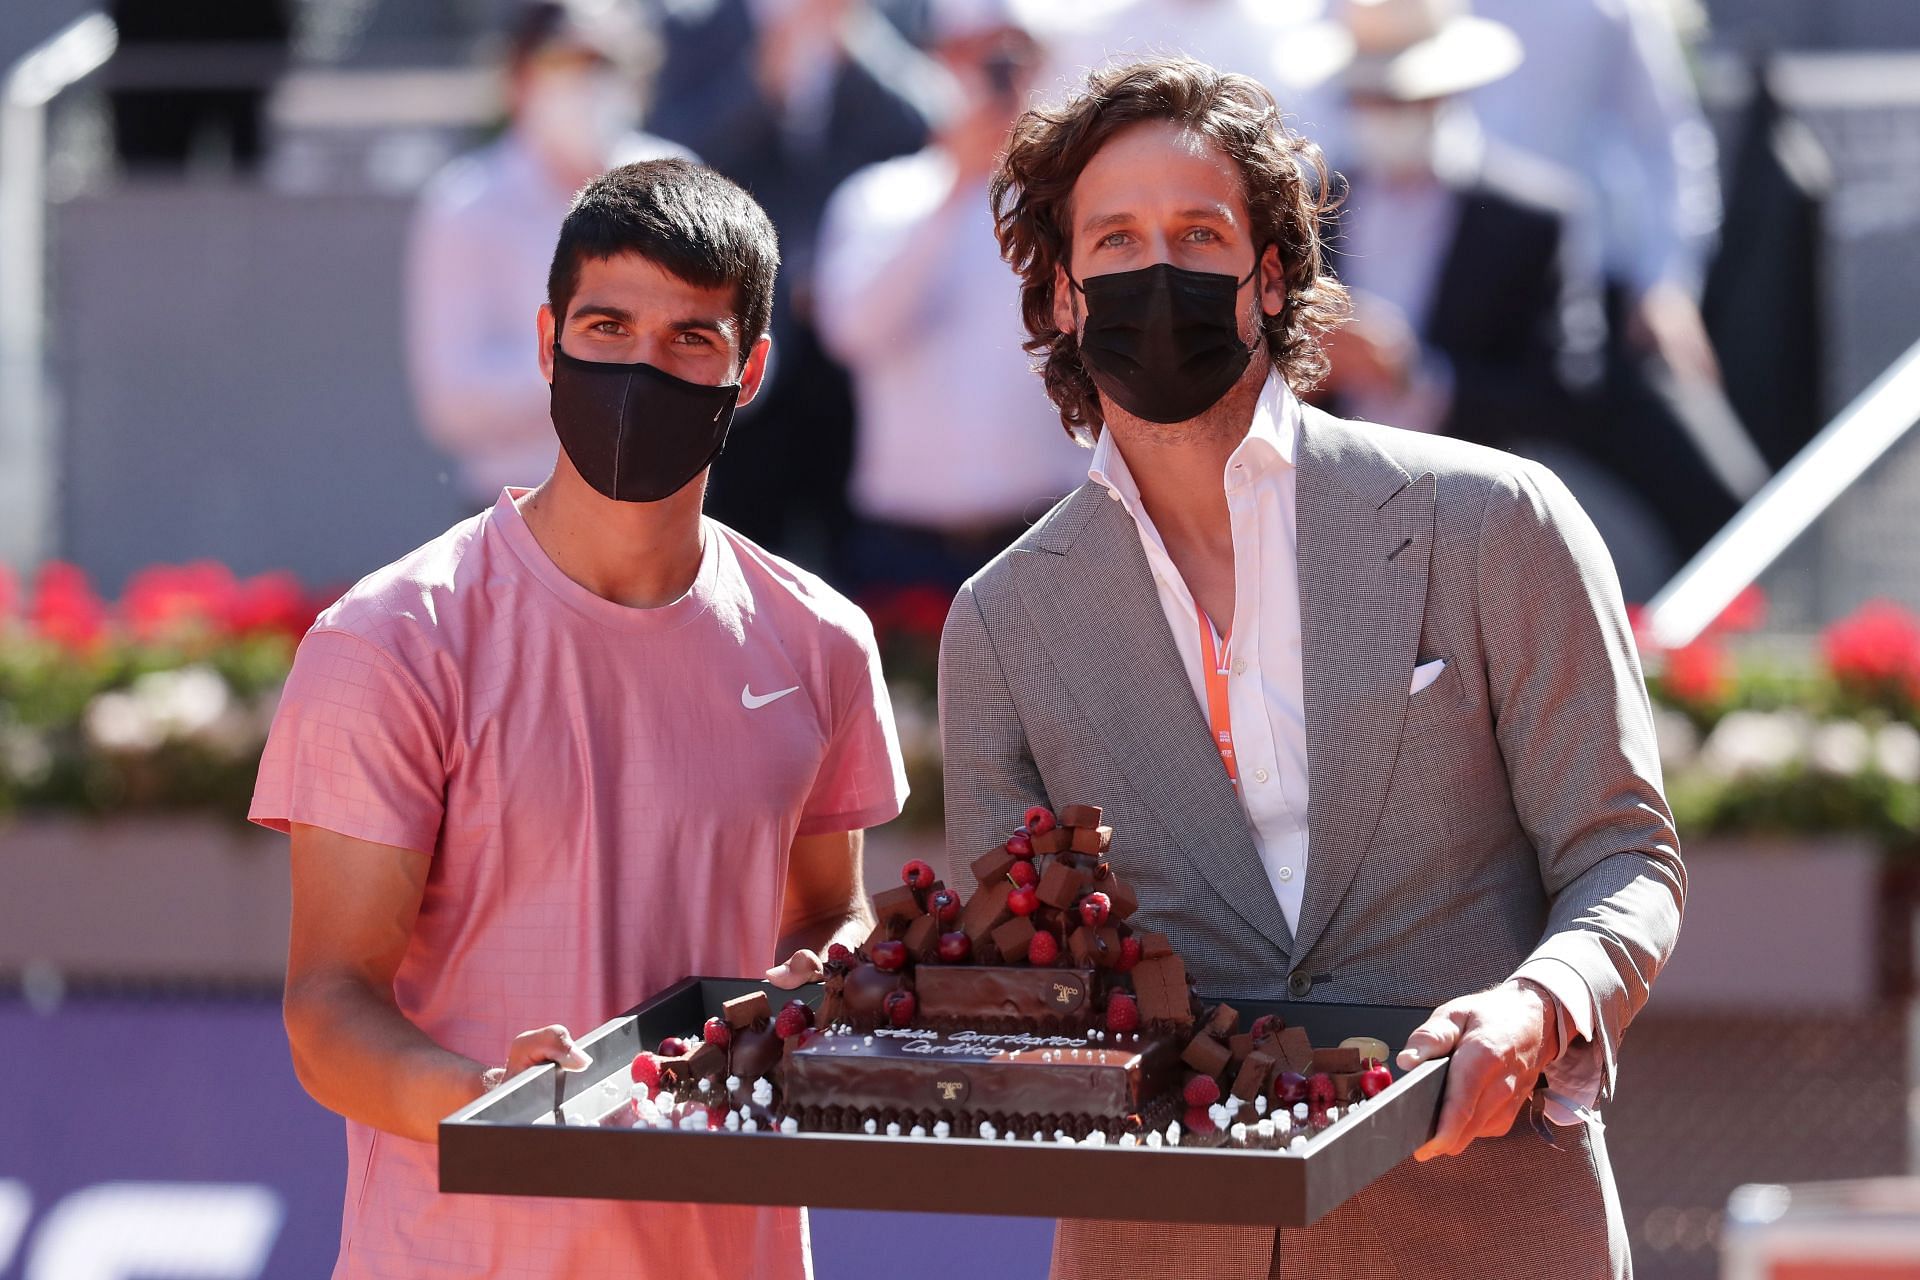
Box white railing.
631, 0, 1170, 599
0, 14, 117, 573
1643, 333, 1920, 649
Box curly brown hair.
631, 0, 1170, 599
990, 56, 1349, 441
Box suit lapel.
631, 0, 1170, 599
1015, 490, 1296, 958
1291, 410, 1436, 964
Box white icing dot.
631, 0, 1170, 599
1055, 1132, 1075, 1145
1084, 1130, 1107, 1146
1166, 1122, 1182, 1144
1146, 1131, 1164, 1149
744, 1118, 759, 1132
726, 1076, 742, 1092
1274, 1113, 1291, 1136
629, 1082, 653, 1103
1119, 1133, 1139, 1147
1229, 1123, 1249, 1145
780, 1117, 799, 1135
910, 1125, 927, 1139
1254, 1095, 1268, 1115
697, 1079, 711, 1092
1326, 1106, 1341, 1123
1293, 1103, 1309, 1122
886, 1122, 901, 1137
979, 1122, 997, 1141
724, 1110, 741, 1131
1288, 1134, 1306, 1151
934, 1121, 951, 1139
863, 1118, 878, 1135
1031, 1133, 1045, 1143
1209, 1103, 1231, 1129
752, 1079, 775, 1107
1256, 1119, 1275, 1141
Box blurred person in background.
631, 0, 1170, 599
1315, 0, 1687, 601
815, 0, 1087, 594
649, 0, 944, 565
404, 0, 690, 511
1470, 0, 1767, 567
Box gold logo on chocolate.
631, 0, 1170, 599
1050, 976, 1087, 1009
937, 1081, 964, 1102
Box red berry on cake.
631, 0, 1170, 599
929, 888, 962, 924
657, 1036, 693, 1057
826, 942, 854, 967
901, 860, 937, 890
1007, 860, 1038, 889
1359, 1060, 1393, 1098
774, 999, 815, 1039
1006, 831, 1034, 859
1115, 936, 1142, 973
1008, 885, 1039, 917
1306, 1073, 1336, 1109
1077, 892, 1112, 928
1248, 1014, 1284, 1042
1274, 1071, 1309, 1106
1183, 1105, 1216, 1134
629, 1052, 662, 1089
1028, 931, 1061, 967
884, 989, 917, 1027
1024, 806, 1057, 835
937, 931, 972, 963
1105, 992, 1140, 1034
702, 1017, 731, 1048
1183, 1075, 1222, 1108
871, 940, 909, 972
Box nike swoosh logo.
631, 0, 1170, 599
741, 683, 801, 710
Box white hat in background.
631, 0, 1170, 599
1293, 0, 1522, 101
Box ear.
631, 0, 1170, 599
537, 303, 559, 383
1051, 262, 1078, 338
735, 333, 774, 407
1258, 243, 1286, 319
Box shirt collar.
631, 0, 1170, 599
1087, 369, 1301, 509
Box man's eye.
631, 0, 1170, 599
590, 321, 623, 334
677, 332, 714, 347
1099, 232, 1130, 249
1186, 227, 1219, 242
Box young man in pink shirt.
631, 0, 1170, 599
252, 158, 908, 1278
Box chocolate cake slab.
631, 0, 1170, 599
912, 965, 1097, 1026
442, 977, 1448, 1228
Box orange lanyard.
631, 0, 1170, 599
1198, 614, 1238, 786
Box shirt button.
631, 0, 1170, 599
1232, 659, 1247, 676
1106, 488, 1120, 501
1277, 866, 1294, 882
1287, 971, 1312, 998
1255, 768, 1270, 783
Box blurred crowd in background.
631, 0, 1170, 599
82, 0, 1817, 605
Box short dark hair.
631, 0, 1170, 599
991, 57, 1349, 441
547, 159, 780, 357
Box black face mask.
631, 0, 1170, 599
1070, 258, 1262, 424
548, 345, 740, 503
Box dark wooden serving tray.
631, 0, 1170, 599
440, 976, 1448, 1228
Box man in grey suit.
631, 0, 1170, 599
938, 56, 1683, 1279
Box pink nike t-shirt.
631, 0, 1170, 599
251, 489, 908, 1279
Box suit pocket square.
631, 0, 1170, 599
1410, 659, 1448, 696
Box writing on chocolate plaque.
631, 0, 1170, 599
1050, 975, 1088, 1010
933, 1076, 971, 1105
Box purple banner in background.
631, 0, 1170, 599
0, 998, 1051, 1279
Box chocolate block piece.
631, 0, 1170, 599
917, 965, 1095, 1022
1228, 1033, 1255, 1073
1068, 925, 1099, 969
1030, 827, 1070, 856
1138, 931, 1174, 960
1037, 861, 1093, 910
991, 915, 1037, 960
961, 878, 1014, 946
1205, 1003, 1240, 1040
1312, 1047, 1363, 1075
1069, 825, 1114, 855
723, 991, 771, 1030
863, 917, 894, 948
903, 913, 941, 962
1059, 804, 1104, 828
1274, 1026, 1316, 1075
687, 1041, 727, 1081
1232, 1050, 1277, 1101
871, 884, 923, 927
1333, 1071, 1365, 1103
1181, 1032, 1233, 1077
970, 846, 1017, 885
1132, 955, 1192, 1027
1103, 876, 1139, 920
1094, 926, 1122, 968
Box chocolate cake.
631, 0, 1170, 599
612, 803, 1400, 1150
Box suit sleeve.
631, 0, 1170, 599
937, 581, 1048, 897
1476, 461, 1685, 1105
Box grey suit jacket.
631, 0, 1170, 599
937, 407, 1683, 1279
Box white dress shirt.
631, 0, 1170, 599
1090, 371, 1602, 1123
404, 129, 692, 503
815, 148, 1088, 530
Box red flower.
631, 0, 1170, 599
227, 571, 324, 639
27, 561, 108, 650
120, 561, 241, 643
1708, 585, 1767, 636
1663, 638, 1729, 706
1823, 600, 1920, 705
